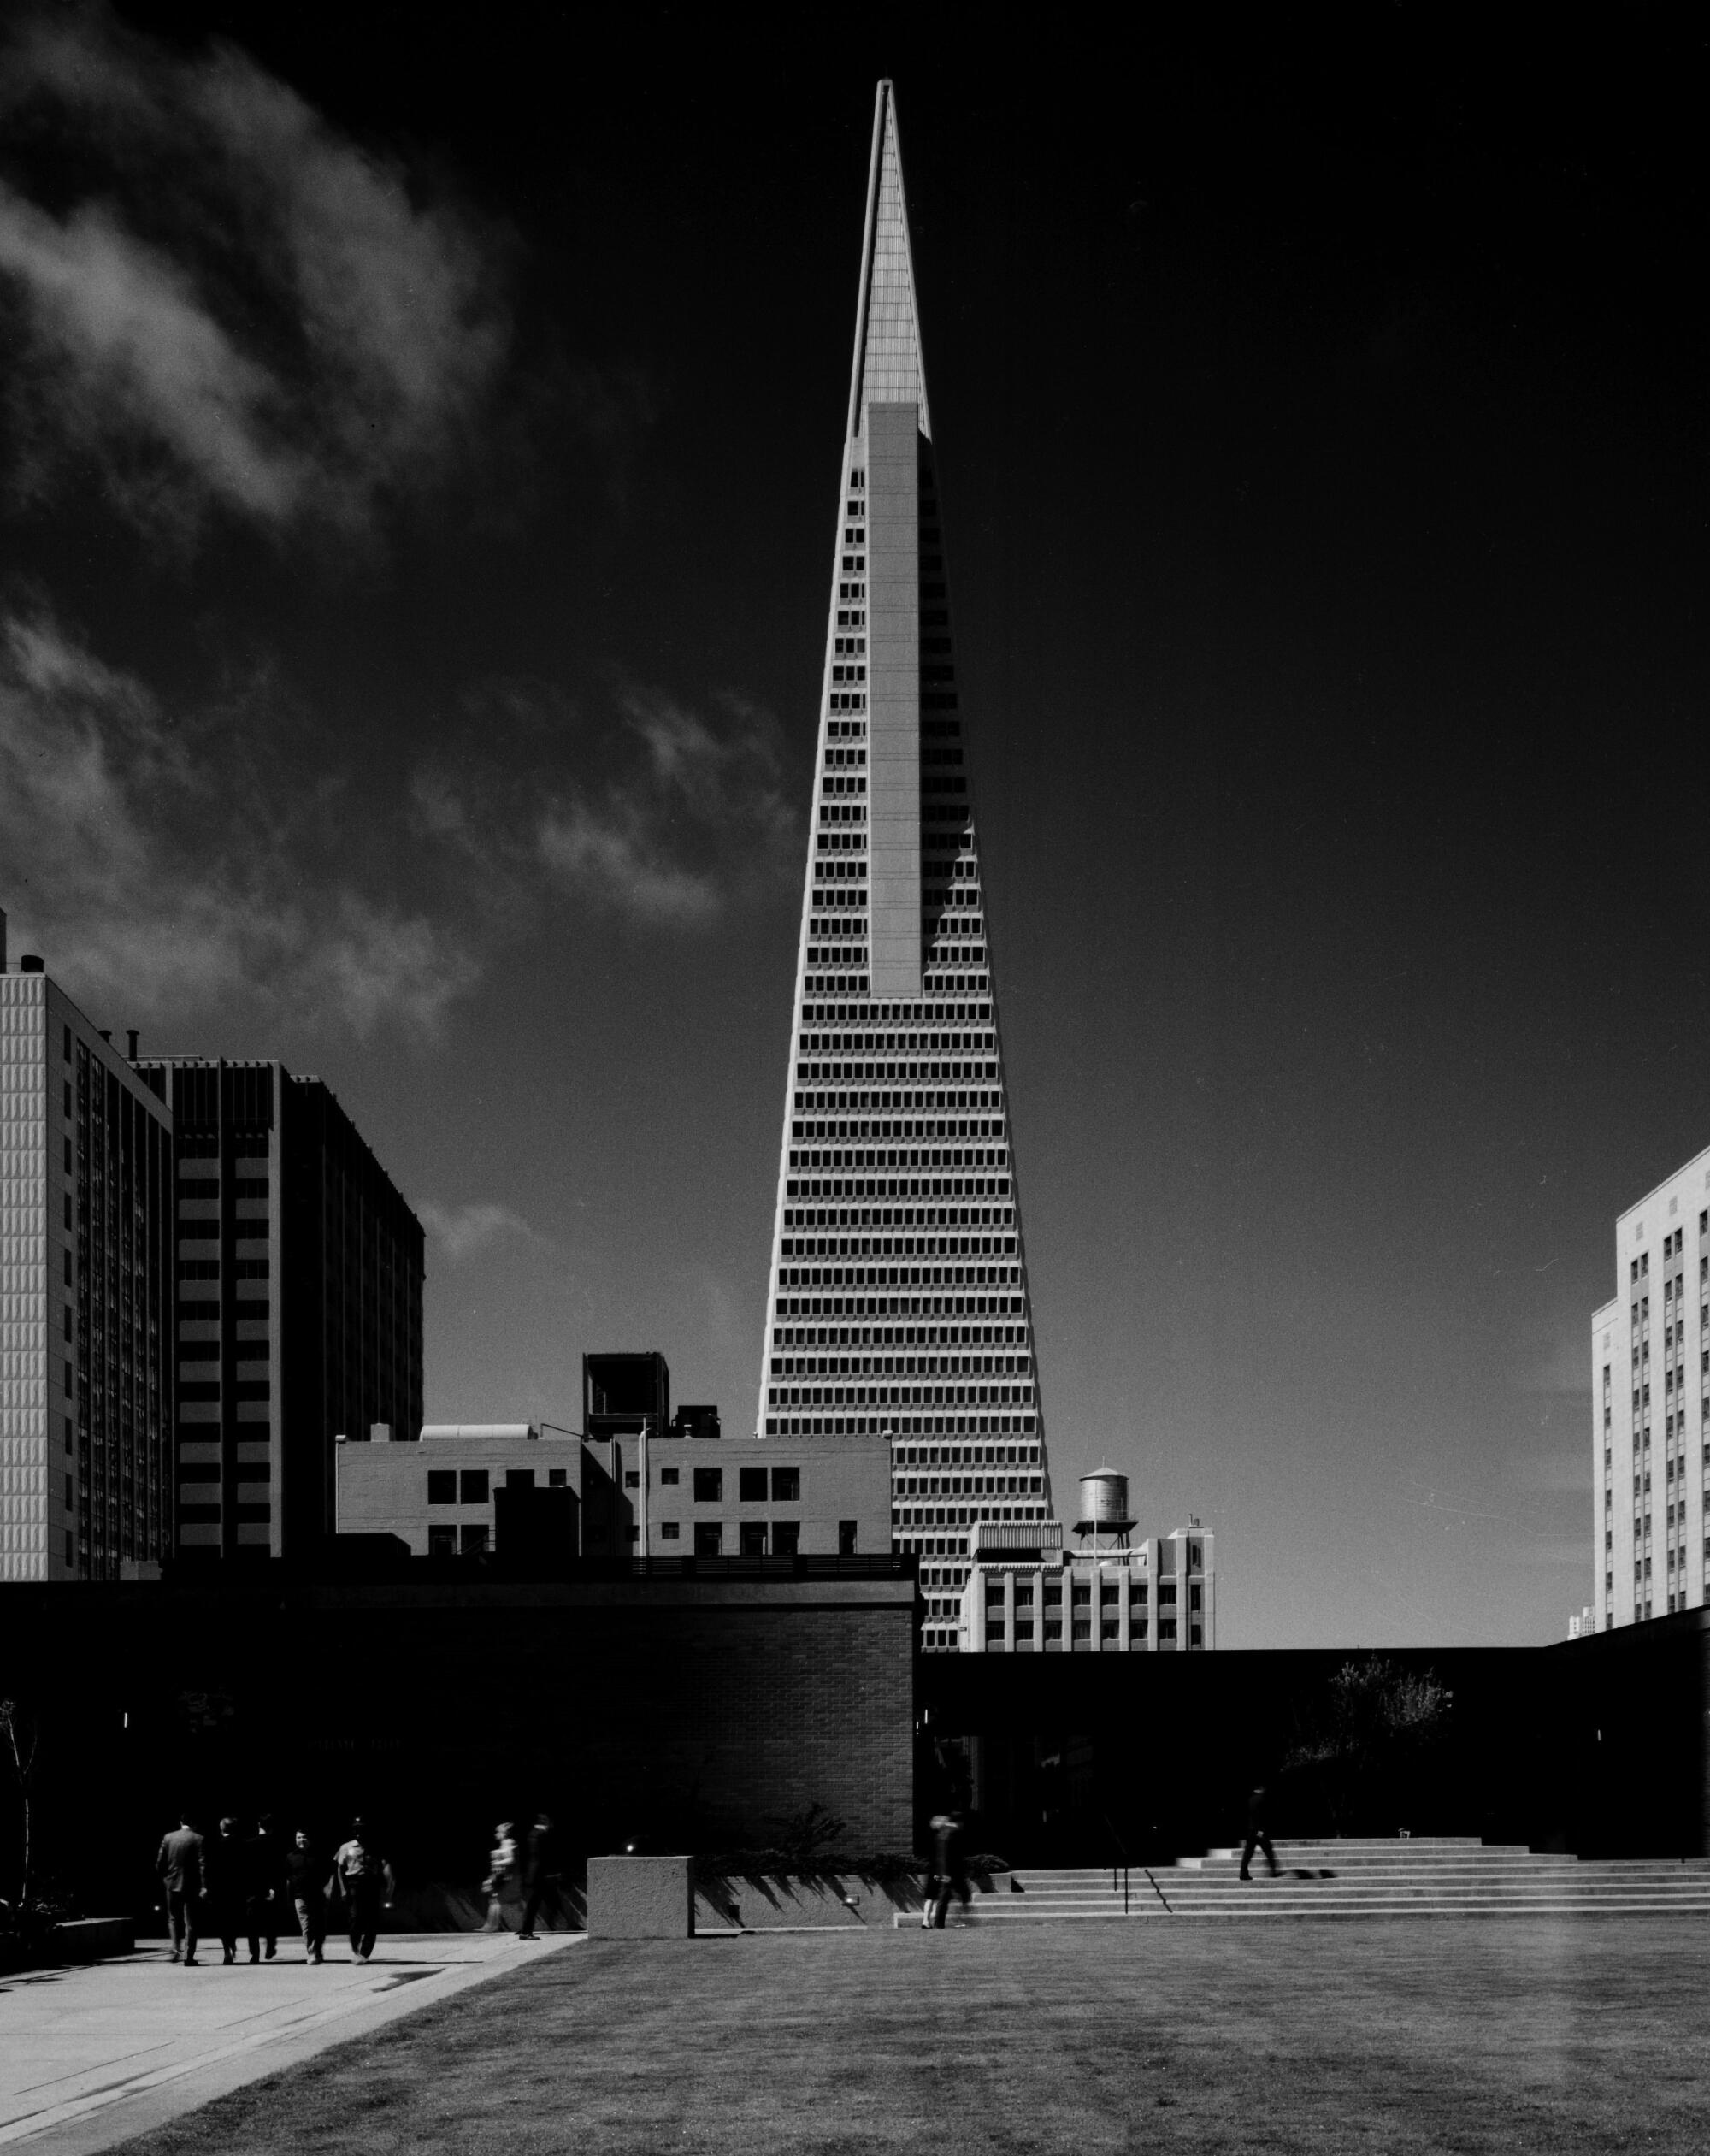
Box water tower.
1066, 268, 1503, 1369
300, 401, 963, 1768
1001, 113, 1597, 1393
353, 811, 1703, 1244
1075, 1466, 1135, 1553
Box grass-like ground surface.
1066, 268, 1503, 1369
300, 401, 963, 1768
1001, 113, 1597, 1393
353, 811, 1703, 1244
116, 1917, 1710, 2154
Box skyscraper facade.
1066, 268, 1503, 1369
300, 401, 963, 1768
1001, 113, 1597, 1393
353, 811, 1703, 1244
1590, 1144, 1709, 1630
755, 83, 1054, 1645
135, 1057, 424, 1562
1, 919, 174, 1581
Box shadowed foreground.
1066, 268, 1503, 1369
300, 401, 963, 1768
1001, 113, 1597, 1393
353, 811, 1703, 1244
114, 1919, 1710, 2155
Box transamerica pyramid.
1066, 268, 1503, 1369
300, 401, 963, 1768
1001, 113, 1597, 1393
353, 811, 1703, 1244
756, 81, 1055, 1650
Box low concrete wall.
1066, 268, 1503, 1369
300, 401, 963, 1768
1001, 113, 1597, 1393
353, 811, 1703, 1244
692, 1870, 1011, 1929
55, 1917, 135, 1962
587, 1856, 693, 1939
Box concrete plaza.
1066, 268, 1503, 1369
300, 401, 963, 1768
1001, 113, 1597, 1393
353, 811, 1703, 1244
15, 1916, 1707, 2155
0, 1931, 580, 2155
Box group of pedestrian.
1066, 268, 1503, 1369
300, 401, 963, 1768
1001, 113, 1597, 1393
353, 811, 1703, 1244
482, 1812, 563, 1938
155, 1813, 394, 1968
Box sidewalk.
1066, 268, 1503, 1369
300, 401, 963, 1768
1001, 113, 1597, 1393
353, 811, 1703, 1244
0, 1930, 581, 2155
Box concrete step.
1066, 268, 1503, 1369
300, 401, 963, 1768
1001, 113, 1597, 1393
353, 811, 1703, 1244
976, 1846, 1710, 1923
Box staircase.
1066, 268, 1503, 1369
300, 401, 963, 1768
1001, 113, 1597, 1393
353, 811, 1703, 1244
959, 1839, 1710, 1921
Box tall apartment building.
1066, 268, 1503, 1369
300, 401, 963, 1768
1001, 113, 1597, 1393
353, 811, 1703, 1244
754, 83, 1054, 1648
1, 917, 174, 1580
134, 1058, 424, 1562
1591, 1147, 1710, 1629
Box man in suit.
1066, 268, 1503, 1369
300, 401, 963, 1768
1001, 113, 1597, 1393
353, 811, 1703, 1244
156, 1811, 204, 1966
517, 1813, 560, 1940
204, 1816, 260, 1964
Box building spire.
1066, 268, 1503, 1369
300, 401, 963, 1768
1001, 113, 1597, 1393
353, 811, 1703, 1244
846, 80, 931, 443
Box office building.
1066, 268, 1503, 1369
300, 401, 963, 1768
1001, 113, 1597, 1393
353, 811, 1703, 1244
135, 1057, 423, 1562
753, 81, 1055, 1646
1591, 1147, 1709, 1629
954, 1473, 1215, 1653
956, 1521, 1216, 1654
334, 1414, 892, 1562
0, 916, 174, 1580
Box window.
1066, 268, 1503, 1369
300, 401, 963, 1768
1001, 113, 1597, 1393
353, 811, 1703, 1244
1159, 1582, 1177, 1605
624, 1469, 640, 1489
694, 1467, 722, 1502
1133, 1617, 1148, 1639
460, 1523, 488, 1555
1100, 1582, 1119, 1604
659, 1467, 680, 1486
772, 1466, 801, 1501
1043, 1584, 1062, 1605
1129, 1582, 1148, 1604
1101, 1621, 1119, 1640
988, 1621, 1005, 1640
740, 1467, 768, 1502
660, 1520, 680, 1540
1072, 1620, 1091, 1640
506, 1468, 535, 1489
694, 1522, 723, 1556
1043, 1620, 1063, 1640
740, 1521, 769, 1556
1189, 1584, 1203, 1611
773, 1521, 801, 1556
1159, 1617, 1176, 1639
548, 1468, 568, 1486
1189, 1625, 1203, 1647
460, 1469, 489, 1504
428, 1470, 456, 1504
839, 1519, 858, 1554
1072, 1583, 1091, 1605
428, 1525, 456, 1556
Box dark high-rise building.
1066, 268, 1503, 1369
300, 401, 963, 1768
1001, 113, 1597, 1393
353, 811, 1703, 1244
135, 1058, 423, 1562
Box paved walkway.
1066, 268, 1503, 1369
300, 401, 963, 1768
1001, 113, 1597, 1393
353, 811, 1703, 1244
0, 1931, 581, 2156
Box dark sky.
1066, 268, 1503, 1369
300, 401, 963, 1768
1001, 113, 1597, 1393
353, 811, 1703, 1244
2, 4, 1706, 1645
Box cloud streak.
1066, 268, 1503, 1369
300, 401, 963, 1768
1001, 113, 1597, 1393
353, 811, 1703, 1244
0, 5, 508, 538
416, 676, 801, 930
0, 608, 477, 1036
417, 1202, 544, 1263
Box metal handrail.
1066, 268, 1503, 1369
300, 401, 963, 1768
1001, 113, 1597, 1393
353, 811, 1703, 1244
1102, 1812, 1132, 1917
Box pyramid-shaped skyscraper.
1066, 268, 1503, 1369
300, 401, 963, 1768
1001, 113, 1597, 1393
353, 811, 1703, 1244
757, 82, 1055, 1648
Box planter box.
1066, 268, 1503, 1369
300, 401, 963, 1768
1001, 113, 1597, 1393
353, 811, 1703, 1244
587, 1856, 694, 1939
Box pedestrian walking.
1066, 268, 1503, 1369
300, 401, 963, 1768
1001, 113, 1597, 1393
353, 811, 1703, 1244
1240, 1783, 1280, 1881
204, 1816, 260, 1964
251, 1814, 286, 1961
284, 1829, 327, 1963
923, 1810, 970, 1929
517, 1813, 560, 1940
483, 1821, 519, 1932
331, 1817, 393, 1963
156, 1811, 204, 1966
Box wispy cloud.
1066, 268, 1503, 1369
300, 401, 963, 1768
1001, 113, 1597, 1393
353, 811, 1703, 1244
0, 607, 477, 1035
418, 1201, 543, 1263
0, 4, 508, 539
418, 676, 801, 930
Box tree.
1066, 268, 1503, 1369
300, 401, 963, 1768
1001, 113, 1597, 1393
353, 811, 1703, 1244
0, 1697, 42, 1912
1283, 1657, 1454, 1831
